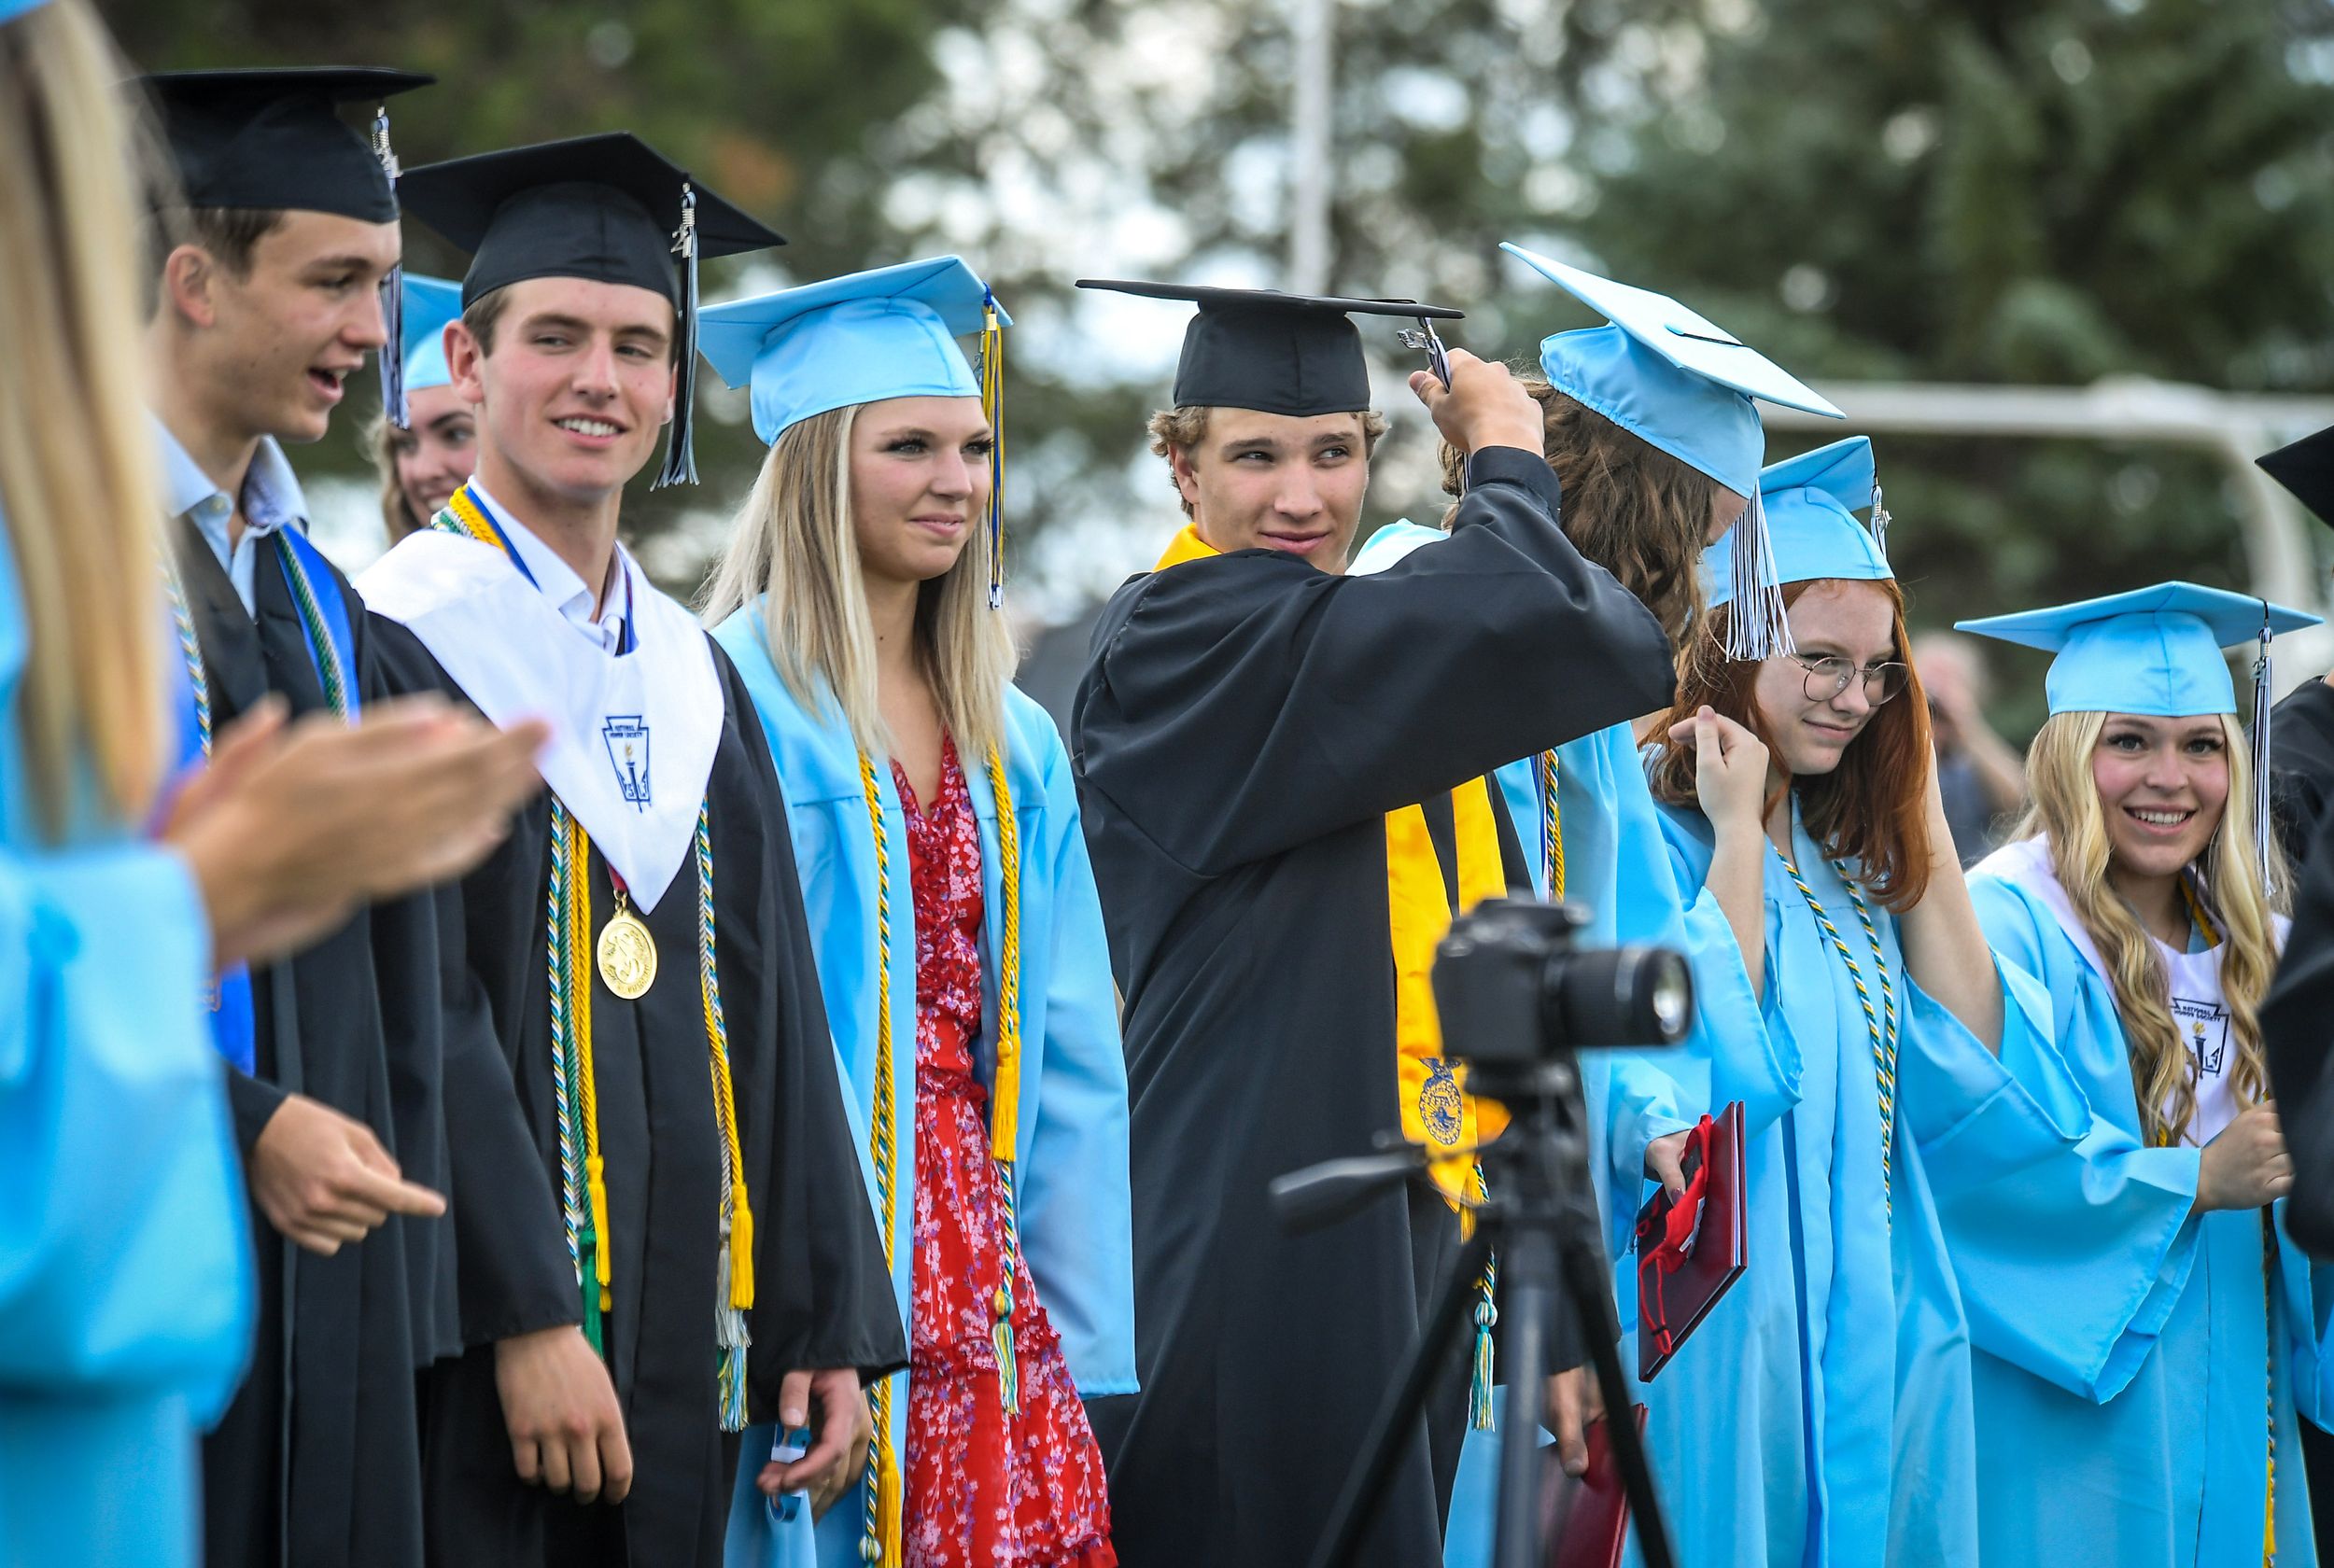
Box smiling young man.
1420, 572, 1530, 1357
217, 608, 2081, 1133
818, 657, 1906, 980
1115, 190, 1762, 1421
1067, 282, 1678, 1568
361, 135, 904, 1568
140, 66, 509, 1568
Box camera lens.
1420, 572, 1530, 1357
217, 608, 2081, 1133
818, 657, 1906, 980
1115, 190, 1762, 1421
1546, 944, 1694, 1048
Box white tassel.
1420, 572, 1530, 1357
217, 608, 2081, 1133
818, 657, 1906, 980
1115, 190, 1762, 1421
1869, 481, 1891, 563
715, 1237, 752, 1433
1722, 490, 1794, 662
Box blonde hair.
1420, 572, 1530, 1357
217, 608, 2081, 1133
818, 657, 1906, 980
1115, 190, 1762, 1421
2019, 709, 2285, 1145
0, 0, 167, 835
701, 404, 1014, 765
364, 412, 428, 544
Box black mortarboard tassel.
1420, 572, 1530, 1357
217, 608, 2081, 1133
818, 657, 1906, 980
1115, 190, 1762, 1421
373, 105, 409, 429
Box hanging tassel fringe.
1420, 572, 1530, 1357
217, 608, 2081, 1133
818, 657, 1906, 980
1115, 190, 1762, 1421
1468, 1293, 1499, 1432
1722, 491, 1794, 662
978, 288, 1006, 608
715, 1239, 752, 1433
372, 107, 409, 428
580, 1225, 605, 1354
2253, 609, 2276, 894
654, 184, 700, 489
1869, 481, 1891, 563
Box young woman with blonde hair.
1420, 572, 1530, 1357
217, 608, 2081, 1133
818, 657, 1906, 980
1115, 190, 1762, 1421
701, 258, 1131, 1568
1640, 438, 2081, 1568
1946, 583, 2331, 1566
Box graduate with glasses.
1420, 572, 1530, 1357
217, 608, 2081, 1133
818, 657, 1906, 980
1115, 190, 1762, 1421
1944, 584, 2334, 1567
362, 134, 904, 1566
1640, 438, 2081, 1568
700, 256, 1130, 1568
1347, 249, 1849, 1562
1071, 280, 1676, 1568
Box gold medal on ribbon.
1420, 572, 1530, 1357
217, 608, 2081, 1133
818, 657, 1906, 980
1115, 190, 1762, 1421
596, 891, 657, 1000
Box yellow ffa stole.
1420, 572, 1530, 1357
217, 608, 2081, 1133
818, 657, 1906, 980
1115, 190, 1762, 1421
1385, 777, 1511, 1204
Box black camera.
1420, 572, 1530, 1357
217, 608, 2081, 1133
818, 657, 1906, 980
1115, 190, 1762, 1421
1430, 899, 1693, 1078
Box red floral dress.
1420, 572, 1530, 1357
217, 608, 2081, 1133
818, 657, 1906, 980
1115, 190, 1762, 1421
894, 737, 1116, 1568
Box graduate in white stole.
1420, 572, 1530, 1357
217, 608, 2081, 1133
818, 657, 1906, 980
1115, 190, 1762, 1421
1638, 440, 2083, 1568
696, 259, 1132, 1568
1947, 583, 2334, 1566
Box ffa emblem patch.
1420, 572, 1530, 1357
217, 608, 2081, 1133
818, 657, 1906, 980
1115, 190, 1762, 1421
602, 715, 651, 808
2172, 996, 2229, 1077
1419, 1057, 1465, 1146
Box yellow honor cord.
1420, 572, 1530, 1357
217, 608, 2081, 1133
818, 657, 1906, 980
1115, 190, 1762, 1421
983, 743, 1024, 1415
567, 811, 614, 1312
699, 807, 754, 1312
857, 753, 905, 1564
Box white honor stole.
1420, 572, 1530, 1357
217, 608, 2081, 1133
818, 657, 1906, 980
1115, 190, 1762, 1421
357, 526, 722, 912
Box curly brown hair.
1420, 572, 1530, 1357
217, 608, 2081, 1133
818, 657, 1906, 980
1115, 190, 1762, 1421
1436, 376, 1721, 643
1146, 404, 1390, 517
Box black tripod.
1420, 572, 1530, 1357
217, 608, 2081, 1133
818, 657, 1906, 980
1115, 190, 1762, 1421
1272, 1049, 1676, 1568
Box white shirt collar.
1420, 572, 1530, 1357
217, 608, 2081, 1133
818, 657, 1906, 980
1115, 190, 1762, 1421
467, 481, 629, 655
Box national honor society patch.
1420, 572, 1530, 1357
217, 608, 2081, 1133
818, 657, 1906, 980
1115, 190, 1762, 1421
603, 715, 651, 808
2172, 995, 2229, 1077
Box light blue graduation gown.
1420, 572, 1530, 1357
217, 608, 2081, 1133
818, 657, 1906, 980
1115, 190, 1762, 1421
0, 511, 253, 1567
1942, 839, 2333, 1567
1351, 524, 1736, 1565
1446, 726, 1766, 1567
711, 606, 1135, 1568
1631, 800, 2080, 1568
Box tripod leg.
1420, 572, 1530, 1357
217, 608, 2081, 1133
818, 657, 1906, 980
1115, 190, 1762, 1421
1309, 1226, 1496, 1568
1490, 1225, 1554, 1568
1555, 1230, 1676, 1568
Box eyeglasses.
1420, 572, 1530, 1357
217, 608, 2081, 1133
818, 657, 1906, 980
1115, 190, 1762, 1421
1791, 653, 1910, 706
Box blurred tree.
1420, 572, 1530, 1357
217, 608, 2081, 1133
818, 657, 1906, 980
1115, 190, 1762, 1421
1537, 0, 2334, 735
105, 0, 2334, 708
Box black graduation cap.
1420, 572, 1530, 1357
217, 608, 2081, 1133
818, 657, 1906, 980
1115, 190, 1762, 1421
142, 67, 430, 223
398, 133, 786, 487
1076, 280, 1463, 417
2259, 425, 2334, 525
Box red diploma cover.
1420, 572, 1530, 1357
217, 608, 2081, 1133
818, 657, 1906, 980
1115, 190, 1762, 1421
1632, 1102, 1747, 1381
1540, 1402, 1649, 1568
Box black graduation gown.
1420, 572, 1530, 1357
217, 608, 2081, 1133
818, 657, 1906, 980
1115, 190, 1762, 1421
2271, 678, 2334, 866
2265, 795, 2334, 1260
1070, 446, 1677, 1568
177, 523, 440, 1568
371, 623, 907, 1568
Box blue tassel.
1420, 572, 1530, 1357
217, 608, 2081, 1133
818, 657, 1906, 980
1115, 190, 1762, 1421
1468, 1294, 1498, 1432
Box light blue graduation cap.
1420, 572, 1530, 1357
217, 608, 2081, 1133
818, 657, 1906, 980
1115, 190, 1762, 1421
397, 273, 464, 399
1501, 242, 1844, 660
698, 256, 1011, 602
0, 0, 55, 23
1958, 581, 2323, 879
1706, 437, 1890, 609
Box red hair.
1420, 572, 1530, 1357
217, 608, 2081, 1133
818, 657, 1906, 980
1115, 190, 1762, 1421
1648, 578, 1936, 912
